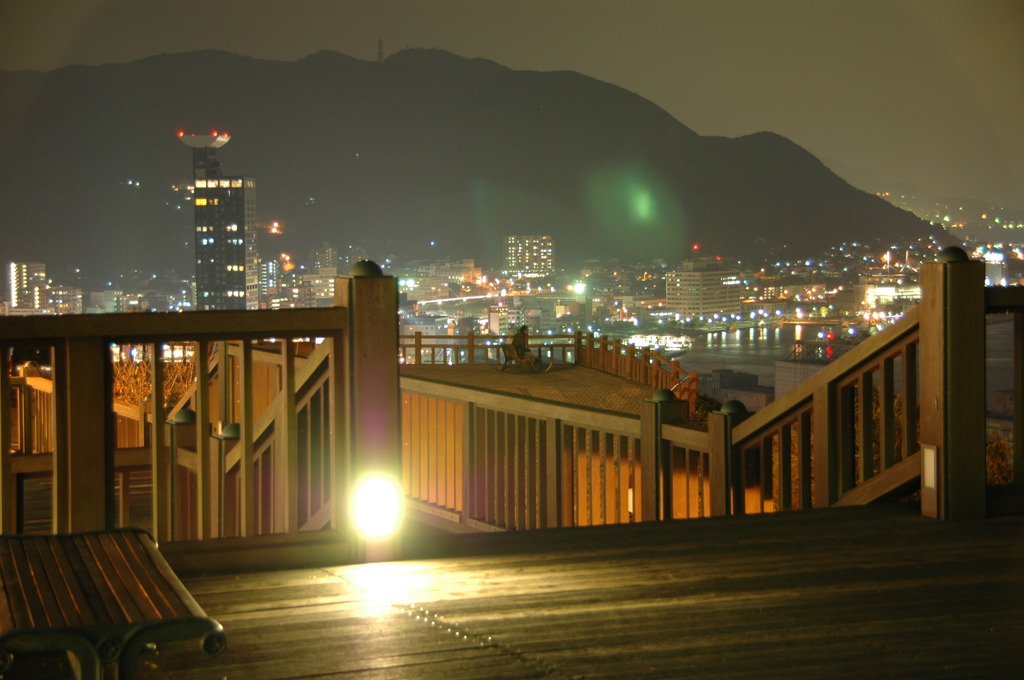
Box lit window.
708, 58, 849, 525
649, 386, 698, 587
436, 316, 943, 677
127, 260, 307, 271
194, 198, 207, 206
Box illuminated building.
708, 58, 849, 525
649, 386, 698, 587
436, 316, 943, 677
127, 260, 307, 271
666, 260, 744, 317
7, 261, 47, 310
45, 285, 83, 315
179, 131, 258, 310
505, 235, 554, 278
856, 274, 920, 312
308, 242, 338, 270
982, 251, 1007, 286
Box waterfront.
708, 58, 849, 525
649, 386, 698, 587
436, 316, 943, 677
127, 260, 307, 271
668, 318, 1015, 392
671, 324, 812, 387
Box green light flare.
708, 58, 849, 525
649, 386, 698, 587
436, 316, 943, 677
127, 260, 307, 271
585, 162, 686, 257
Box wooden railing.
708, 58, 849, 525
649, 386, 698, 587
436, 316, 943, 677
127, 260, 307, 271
6, 375, 55, 455
724, 306, 922, 515
399, 254, 1023, 530
4, 255, 1019, 558
399, 331, 577, 366
0, 273, 400, 570
398, 310, 928, 532
578, 335, 699, 410
401, 378, 651, 530
399, 331, 698, 408
722, 259, 1024, 520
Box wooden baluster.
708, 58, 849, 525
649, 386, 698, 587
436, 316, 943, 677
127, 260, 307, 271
796, 409, 812, 510
811, 383, 837, 508
0, 343, 14, 533
150, 347, 170, 541
1015, 311, 1024, 495
196, 339, 213, 539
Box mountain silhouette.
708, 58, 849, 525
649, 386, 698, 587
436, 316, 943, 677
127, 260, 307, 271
0, 48, 938, 278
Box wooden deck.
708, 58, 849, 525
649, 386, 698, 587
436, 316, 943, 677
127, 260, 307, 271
12, 505, 1024, 679
401, 364, 656, 417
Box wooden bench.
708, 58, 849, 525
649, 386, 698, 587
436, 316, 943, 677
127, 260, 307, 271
499, 343, 537, 372
0, 528, 225, 680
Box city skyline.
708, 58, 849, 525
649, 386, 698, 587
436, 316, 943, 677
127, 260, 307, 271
1, 0, 1021, 210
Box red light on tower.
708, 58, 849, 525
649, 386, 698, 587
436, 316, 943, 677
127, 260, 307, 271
177, 130, 184, 137
211, 130, 218, 137
692, 243, 700, 251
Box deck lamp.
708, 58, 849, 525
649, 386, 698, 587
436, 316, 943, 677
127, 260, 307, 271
213, 423, 240, 534
352, 473, 403, 541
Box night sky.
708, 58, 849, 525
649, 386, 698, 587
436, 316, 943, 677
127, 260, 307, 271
1, 0, 1021, 209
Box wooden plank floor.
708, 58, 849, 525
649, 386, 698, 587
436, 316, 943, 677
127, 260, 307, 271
15, 504, 1023, 679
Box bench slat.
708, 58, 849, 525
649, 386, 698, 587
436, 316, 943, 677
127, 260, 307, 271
0, 540, 27, 630
65, 535, 120, 626
91, 532, 151, 623
40, 536, 93, 628
110, 531, 192, 620
24, 538, 77, 628
0, 551, 15, 633
0, 541, 44, 629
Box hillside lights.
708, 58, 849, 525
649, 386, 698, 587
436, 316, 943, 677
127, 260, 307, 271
352, 474, 403, 540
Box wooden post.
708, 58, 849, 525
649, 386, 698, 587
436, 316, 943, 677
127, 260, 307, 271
639, 400, 659, 521
918, 249, 986, 520
335, 264, 400, 558
707, 412, 729, 516
639, 390, 690, 521
60, 336, 111, 532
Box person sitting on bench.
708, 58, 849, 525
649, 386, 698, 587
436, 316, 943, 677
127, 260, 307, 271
512, 325, 537, 369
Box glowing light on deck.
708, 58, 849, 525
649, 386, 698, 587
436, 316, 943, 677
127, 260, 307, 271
352, 475, 403, 540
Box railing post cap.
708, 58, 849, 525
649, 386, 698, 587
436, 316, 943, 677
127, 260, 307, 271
349, 260, 384, 277
719, 400, 747, 415
937, 246, 969, 263
651, 388, 676, 403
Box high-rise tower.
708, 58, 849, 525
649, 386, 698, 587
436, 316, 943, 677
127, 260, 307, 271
179, 131, 258, 310
7, 261, 46, 309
